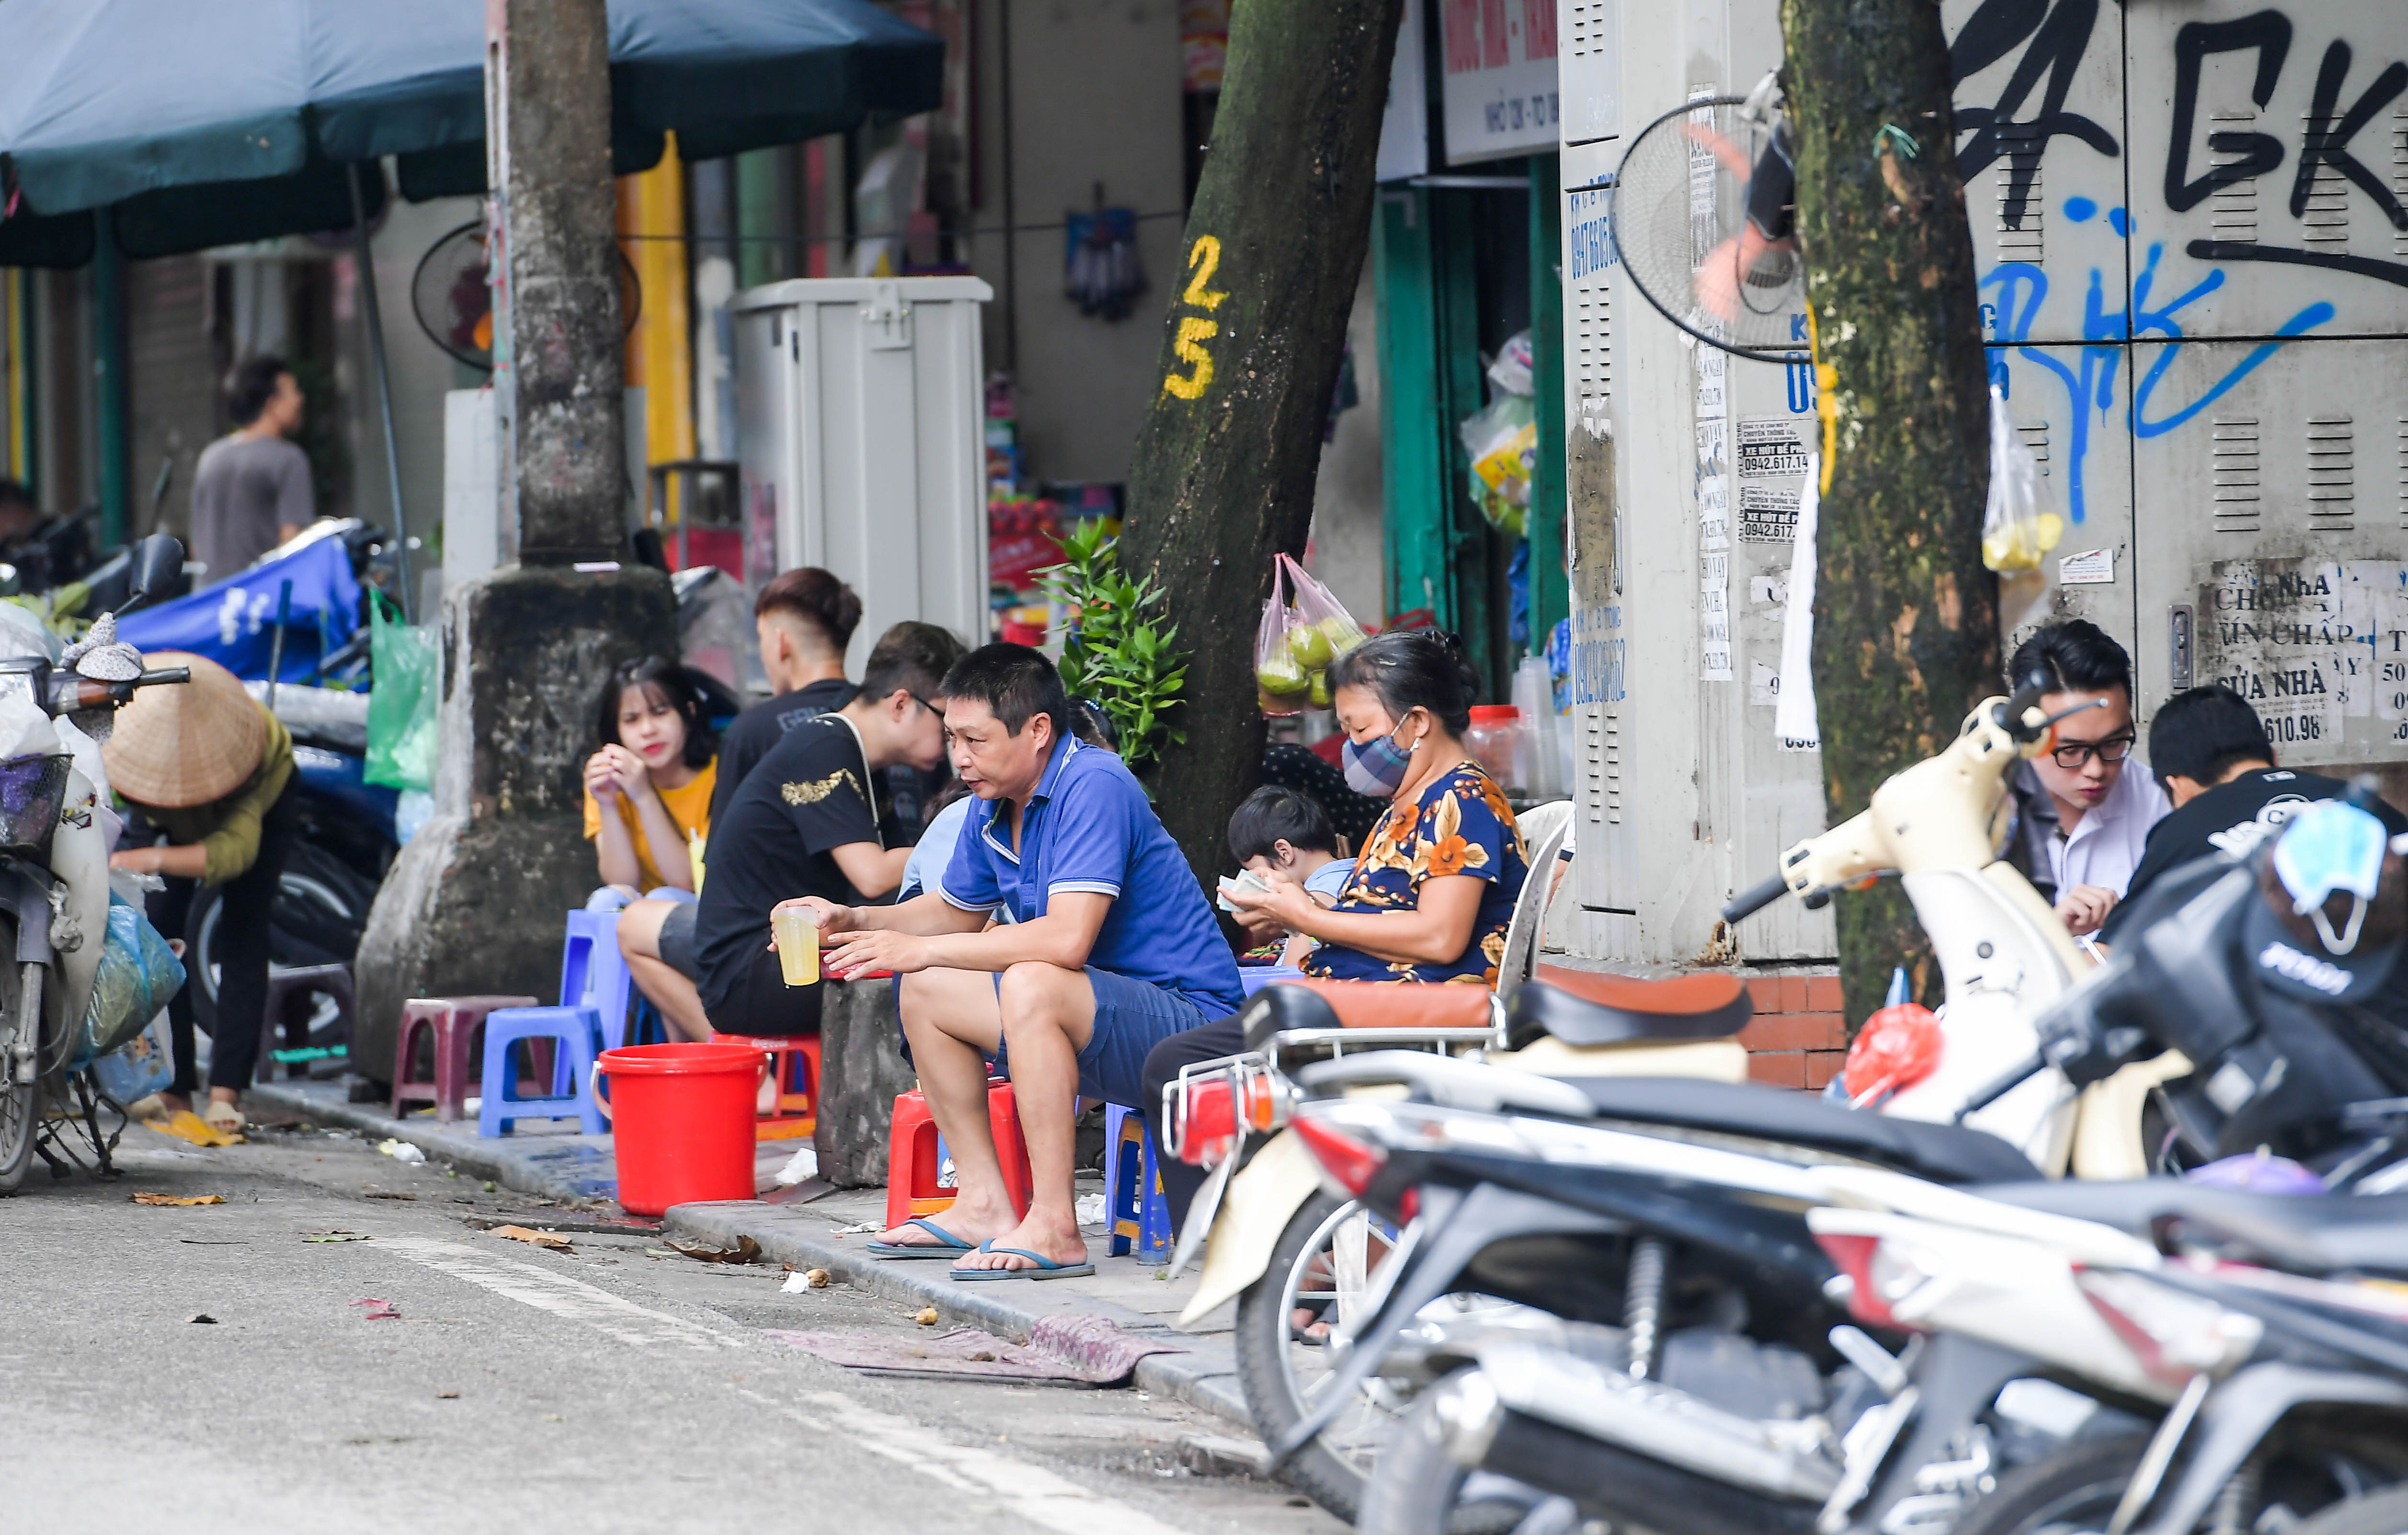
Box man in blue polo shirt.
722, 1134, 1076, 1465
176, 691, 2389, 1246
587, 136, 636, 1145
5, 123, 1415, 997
789, 643, 1242, 1279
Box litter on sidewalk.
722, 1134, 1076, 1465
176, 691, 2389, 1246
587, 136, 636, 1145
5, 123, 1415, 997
131, 1191, 225, 1205
767, 1314, 1184, 1386
147, 1112, 243, 1147
376, 1139, 426, 1163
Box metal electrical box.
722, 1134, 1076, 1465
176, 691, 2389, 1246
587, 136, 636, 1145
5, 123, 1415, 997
1555, 0, 2408, 969
732, 276, 994, 671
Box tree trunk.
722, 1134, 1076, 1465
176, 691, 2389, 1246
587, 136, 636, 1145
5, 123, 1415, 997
1778, 0, 2000, 1023
1120, 0, 1402, 890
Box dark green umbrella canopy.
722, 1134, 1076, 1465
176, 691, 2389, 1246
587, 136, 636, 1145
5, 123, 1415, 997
0, 0, 942, 265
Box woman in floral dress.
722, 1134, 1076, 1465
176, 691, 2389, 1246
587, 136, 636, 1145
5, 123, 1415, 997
1226, 630, 1529, 984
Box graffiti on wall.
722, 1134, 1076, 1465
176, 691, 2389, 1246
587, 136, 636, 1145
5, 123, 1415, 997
1949, 0, 2404, 525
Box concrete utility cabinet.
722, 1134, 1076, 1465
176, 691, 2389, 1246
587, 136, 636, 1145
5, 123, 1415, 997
732, 277, 994, 671
1551, 0, 2408, 970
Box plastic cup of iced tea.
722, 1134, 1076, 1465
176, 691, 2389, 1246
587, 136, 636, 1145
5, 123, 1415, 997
771, 906, 820, 987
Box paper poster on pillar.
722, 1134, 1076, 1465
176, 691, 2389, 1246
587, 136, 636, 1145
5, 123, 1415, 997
1735, 416, 1807, 545
2198, 559, 2408, 759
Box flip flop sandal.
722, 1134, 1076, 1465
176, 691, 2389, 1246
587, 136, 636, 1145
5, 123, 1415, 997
950, 1241, 1096, 1282
866, 1216, 978, 1259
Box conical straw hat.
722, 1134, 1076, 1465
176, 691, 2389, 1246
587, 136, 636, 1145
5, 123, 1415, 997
102, 652, 267, 809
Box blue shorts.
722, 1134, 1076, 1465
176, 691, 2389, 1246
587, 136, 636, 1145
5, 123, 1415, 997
990, 967, 1231, 1109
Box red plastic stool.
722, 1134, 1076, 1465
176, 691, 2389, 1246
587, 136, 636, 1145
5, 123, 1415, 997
710, 1032, 822, 1141
884, 1082, 1033, 1231
392, 996, 539, 1121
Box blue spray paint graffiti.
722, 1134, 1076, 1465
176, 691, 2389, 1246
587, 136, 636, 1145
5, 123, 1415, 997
1978, 199, 2337, 524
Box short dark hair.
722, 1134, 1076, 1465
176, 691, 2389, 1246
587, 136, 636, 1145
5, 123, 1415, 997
2149, 685, 2274, 786
1326, 629, 1481, 736
227, 355, 292, 428
860, 621, 966, 705
595, 654, 716, 768
941, 642, 1071, 740
1228, 786, 1336, 864
756, 566, 863, 653
2007, 619, 2132, 699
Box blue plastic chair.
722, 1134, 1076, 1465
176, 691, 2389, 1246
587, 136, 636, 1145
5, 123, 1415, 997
477, 910, 628, 1137
1102, 1104, 1173, 1262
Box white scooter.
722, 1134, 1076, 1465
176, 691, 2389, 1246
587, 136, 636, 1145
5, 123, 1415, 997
0, 534, 193, 1193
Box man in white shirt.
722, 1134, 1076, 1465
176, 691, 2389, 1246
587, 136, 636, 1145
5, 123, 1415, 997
2001, 620, 2170, 936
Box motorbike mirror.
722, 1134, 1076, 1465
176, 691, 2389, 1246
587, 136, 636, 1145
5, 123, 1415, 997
120, 534, 186, 614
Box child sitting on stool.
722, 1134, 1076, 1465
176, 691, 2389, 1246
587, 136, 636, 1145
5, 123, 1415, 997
1224, 786, 1354, 968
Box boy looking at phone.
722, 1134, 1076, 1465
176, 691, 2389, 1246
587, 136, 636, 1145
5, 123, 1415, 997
1220, 787, 1354, 966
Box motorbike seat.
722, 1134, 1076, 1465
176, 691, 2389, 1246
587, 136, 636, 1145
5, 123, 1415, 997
1239, 979, 1495, 1052
1506, 967, 1754, 1049
1983, 1181, 2408, 1277
1561, 1076, 2042, 1186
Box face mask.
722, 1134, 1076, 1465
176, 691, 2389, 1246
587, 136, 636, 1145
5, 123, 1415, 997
1343, 724, 1416, 796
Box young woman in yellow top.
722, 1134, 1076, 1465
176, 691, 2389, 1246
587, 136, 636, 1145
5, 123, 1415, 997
583, 656, 718, 897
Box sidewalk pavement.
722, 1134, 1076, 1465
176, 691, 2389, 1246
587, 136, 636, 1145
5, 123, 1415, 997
243, 1079, 1252, 1433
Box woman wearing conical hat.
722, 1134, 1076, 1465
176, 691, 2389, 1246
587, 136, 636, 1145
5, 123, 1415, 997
103, 652, 298, 1136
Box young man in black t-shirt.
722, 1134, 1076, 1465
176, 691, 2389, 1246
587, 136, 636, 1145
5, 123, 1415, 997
706, 567, 864, 827
2100, 684, 2408, 944
677, 622, 965, 1039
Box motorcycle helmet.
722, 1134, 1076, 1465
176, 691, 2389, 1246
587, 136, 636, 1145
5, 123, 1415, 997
2241, 799, 2407, 1006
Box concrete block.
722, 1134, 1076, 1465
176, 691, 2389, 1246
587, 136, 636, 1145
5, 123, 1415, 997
814, 977, 918, 1189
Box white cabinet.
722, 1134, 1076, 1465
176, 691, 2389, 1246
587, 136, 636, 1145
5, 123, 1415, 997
732, 276, 994, 672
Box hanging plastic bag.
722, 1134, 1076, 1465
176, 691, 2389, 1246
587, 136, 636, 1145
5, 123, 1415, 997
1461, 393, 1538, 538
72, 893, 187, 1067
365, 591, 437, 792
1485, 330, 1537, 397
1255, 554, 1369, 715
1979, 386, 2060, 572
1841, 1002, 1942, 1107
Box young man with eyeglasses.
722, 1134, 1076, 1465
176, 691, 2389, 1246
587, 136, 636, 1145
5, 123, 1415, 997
2001, 620, 2170, 937
666, 621, 964, 1040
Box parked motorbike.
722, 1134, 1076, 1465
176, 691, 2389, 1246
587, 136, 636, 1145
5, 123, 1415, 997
0, 534, 192, 1193
1343, 799, 2408, 1535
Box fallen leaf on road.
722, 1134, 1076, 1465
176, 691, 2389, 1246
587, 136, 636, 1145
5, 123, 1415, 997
363, 1190, 418, 1201
491, 1225, 572, 1252
351, 1298, 401, 1321
915, 1306, 939, 1326
435, 1390, 459, 1399
667, 1235, 761, 1265
188, 1314, 217, 1325
301, 1230, 371, 1243
132, 1192, 225, 1205
148, 1111, 243, 1147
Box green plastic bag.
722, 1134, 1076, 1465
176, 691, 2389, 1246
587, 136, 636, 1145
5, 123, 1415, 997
365, 592, 436, 792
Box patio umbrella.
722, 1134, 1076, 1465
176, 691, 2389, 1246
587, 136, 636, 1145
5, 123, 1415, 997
0, 0, 942, 599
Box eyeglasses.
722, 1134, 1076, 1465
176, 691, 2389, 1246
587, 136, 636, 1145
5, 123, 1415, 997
909, 692, 941, 717
2049, 733, 2135, 769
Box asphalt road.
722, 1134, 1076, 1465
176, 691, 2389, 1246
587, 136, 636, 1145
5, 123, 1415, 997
0, 1112, 1344, 1535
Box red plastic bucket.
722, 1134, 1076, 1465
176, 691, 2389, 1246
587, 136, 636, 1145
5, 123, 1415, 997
592, 1043, 760, 1216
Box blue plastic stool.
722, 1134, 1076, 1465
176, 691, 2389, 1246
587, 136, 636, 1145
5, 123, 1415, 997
1239, 965, 1306, 996
477, 910, 624, 1137
1102, 1104, 1173, 1262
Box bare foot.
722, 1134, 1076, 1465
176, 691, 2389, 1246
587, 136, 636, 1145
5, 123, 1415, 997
877, 1192, 1019, 1252
952, 1210, 1086, 1273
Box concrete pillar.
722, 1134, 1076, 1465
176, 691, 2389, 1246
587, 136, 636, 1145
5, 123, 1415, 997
352, 0, 678, 1083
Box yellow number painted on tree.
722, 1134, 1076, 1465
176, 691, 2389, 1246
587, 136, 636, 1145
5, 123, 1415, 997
1164, 317, 1218, 399
1182, 235, 1228, 311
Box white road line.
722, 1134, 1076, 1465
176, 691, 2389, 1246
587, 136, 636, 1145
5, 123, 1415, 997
733, 1386, 1197, 1535
387, 1236, 1195, 1535
379, 1237, 742, 1351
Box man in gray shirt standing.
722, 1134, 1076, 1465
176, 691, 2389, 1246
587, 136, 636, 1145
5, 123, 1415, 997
189, 355, 312, 584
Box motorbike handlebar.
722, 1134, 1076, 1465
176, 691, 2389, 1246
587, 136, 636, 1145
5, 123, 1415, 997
1720, 873, 1791, 925
44, 665, 191, 716
134, 667, 191, 688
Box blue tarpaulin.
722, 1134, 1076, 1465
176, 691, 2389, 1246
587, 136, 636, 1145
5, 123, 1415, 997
114, 537, 361, 685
